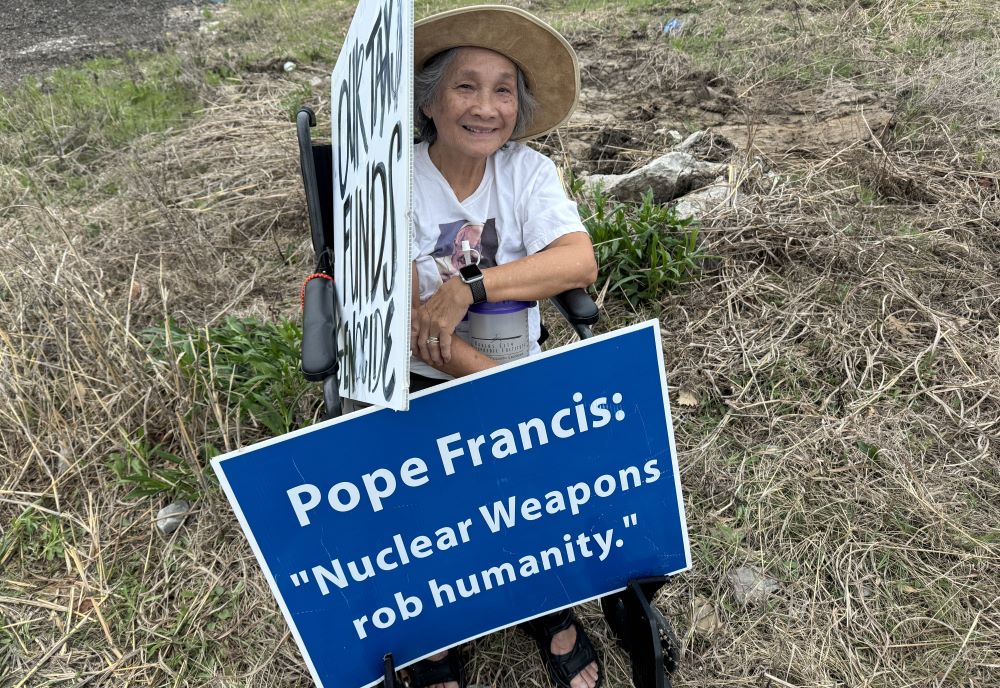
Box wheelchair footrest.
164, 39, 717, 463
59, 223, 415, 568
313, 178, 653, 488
600, 577, 679, 688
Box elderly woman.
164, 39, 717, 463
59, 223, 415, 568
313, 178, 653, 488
406, 6, 602, 688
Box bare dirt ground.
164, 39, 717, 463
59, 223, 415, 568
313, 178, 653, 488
0, 0, 205, 87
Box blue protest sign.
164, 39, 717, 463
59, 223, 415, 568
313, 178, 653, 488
213, 320, 690, 688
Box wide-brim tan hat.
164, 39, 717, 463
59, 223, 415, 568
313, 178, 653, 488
414, 5, 580, 141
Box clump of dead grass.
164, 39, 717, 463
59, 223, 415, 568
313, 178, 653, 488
0, 71, 325, 684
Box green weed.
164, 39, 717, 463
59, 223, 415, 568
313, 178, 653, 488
0, 54, 199, 168
223, 0, 353, 66
110, 428, 206, 500
145, 316, 315, 438
282, 82, 315, 121
0, 507, 68, 564
576, 183, 703, 305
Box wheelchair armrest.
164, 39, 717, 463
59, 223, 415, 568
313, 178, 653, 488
301, 276, 339, 382
549, 288, 599, 341
550, 288, 599, 326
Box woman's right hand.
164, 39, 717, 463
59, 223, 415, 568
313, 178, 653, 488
411, 277, 473, 367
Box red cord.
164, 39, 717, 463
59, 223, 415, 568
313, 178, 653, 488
300, 273, 333, 309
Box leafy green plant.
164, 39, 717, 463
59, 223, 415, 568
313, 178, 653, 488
0, 507, 69, 564
576, 183, 703, 304
145, 316, 314, 437
110, 428, 206, 500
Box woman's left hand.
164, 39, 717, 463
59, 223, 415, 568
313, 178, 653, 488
411, 277, 472, 367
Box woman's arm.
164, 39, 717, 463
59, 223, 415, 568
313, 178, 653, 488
411, 263, 500, 376
411, 232, 597, 367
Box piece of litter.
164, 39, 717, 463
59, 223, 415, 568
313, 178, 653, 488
727, 566, 780, 605
677, 388, 700, 407
662, 18, 682, 35
691, 595, 721, 635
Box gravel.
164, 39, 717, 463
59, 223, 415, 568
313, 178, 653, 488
0, 0, 206, 87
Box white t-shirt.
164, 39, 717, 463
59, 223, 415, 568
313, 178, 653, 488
411, 140, 586, 380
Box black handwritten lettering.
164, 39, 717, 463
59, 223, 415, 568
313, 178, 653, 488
370, 161, 388, 302
381, 301, 396, 399
339, 306, 393, 398
366, 13, 386, 139
389, 0, 402, 100
340, 193, 351, 300
384, 122, 402, 300
337, 81, 352, 197
351, 44, 369, 155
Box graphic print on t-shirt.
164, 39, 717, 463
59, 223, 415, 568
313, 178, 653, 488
430, 218, 499, 281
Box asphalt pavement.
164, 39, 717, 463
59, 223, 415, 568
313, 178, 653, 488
1, 0, 203, 86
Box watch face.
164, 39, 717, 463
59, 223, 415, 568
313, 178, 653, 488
459, 264, 483, 281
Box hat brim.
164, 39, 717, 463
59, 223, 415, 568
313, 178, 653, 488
414, 5, 580, 141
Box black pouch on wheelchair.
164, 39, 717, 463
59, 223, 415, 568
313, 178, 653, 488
301, 275, 338, 381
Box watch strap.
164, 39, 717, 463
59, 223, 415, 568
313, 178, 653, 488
468, 278, 487, 304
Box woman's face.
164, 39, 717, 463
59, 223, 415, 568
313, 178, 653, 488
423, 47, 519, 163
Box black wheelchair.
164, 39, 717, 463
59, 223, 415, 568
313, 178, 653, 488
295, 106, 680, 688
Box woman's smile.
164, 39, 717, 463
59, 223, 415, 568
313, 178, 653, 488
423, 47, 519, 168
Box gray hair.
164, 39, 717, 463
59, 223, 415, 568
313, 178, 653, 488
414, 48, 538, 145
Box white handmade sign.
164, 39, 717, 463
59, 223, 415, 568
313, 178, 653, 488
331, 0, 412, 410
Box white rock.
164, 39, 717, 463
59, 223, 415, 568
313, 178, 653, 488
283, 61, 297, 73
156, 500, 190, 535
727, 566, 780, 605
55, 443, 73, 475
583, 152, 727, 204
673, 176, 737, 219
582, 172, 625, 193
675, 130, 707, 153
675, 129, 738, 161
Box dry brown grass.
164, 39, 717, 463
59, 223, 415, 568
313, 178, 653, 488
2, 0, 1000, 686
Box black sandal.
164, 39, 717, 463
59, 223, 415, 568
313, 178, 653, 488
526, 611, 603, 688
405, 649, 466, 688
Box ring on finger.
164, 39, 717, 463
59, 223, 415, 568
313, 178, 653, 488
426, 336, 440, 345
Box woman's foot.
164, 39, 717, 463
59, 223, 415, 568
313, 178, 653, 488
550, 625, 600, 688
406, 649, 463, 688
423, 651, 459, 688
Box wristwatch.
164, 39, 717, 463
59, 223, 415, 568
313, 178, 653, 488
459, 264, 487, 304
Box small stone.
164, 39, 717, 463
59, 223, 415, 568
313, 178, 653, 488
673, 177, 737, 220
56, 455, 72, 475
283, 61, 297, 73
156, 500, 190, 535
727, 566, 780, 605
691, 595, 720, 635
55, 443, 73, 475
675, 130, 737, 162
675, 130, 707, 153
677, 388, 701, 407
